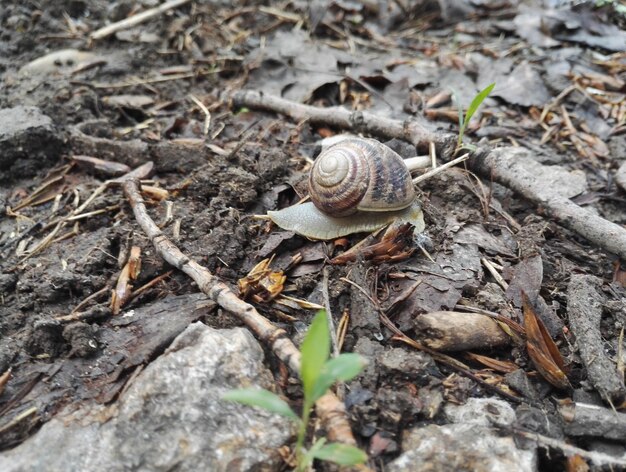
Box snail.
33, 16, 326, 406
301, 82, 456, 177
267, 137, 429, 240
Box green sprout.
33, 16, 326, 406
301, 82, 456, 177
223, 310, 368, 471
456, 82, 495, 152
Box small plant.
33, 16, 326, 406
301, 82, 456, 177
223, 310, 368, 471
456, 82, 496, 152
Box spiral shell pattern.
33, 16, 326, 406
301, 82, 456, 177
309, 138, 415, 217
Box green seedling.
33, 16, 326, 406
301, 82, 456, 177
223, 310, 368, 471
455, 82, 496, 152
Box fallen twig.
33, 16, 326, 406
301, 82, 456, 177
510, 428, 626, 467
231, 90, 456, 153
233, 90, 626, 260
122, 179, 366, 455
413, 311, 511, 352
470, 147, 626, 260
90, 0, 191, 41
567, 275, 626, 404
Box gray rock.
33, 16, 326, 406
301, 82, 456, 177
0, 106, 62, 180
514, 404, 563, 439
388, 423, 537, 472
0, 323, 294, 472
353, 337, 383, 390
377, 347, 440, 386
445, 397, 516, 427
505, 369, 541, 401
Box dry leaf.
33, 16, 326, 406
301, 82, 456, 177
331, 222, 416, 264
566, 454, 589, 472
522, 291, 570, 389
238, 257, 286, 302
111, 246, 142, 315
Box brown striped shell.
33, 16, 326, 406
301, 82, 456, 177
308, 138, 416, 217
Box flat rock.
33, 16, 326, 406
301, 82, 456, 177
0, 106, 62, 180
0, 323, 294, 472
389, 423, 536, 472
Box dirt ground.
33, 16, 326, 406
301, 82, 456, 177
1, 0, 626, 470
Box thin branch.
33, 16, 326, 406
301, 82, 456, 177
122, 179, 367, 456
90, 0, 191, 41
231, 90, 456, 153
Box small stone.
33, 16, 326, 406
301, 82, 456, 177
0, 273, 18, 294
505, 369, 540, 401
388, 423, 537, 472
376, 386, 423, 429
0, 106, 62, 180
514, 404, 563, 438
62, 322, 99, 358
445, 397, 516, 427
377, 347, 440, 385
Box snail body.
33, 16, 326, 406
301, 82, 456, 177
268, 137, 425, 240
268, 200, 424, 240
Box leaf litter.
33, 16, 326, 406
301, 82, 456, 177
0, 0, 625, 470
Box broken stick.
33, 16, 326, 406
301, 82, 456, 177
231, 90, 456, 154
122, 179, 366, 456
413, 311, 511, 352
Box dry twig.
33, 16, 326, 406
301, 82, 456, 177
231, 90, 455, 153
122, 179, 365, 454
90, 0, 192, 41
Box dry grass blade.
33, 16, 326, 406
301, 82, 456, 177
11, 166, 70, 211
522, 291, 570, 389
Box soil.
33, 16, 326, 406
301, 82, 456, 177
1, 0, 625, 470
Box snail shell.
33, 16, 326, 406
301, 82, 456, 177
309, 138, 416, 217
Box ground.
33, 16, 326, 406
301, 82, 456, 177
0, 0, 626, 471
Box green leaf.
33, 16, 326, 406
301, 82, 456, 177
310, 353, 367, 403
300, 310, 331, 401
456, 83, 495, 149
460, 143, 477, 152
222, 388, 298, 420
310, 442, 368, 466
464, 82, 495, 129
